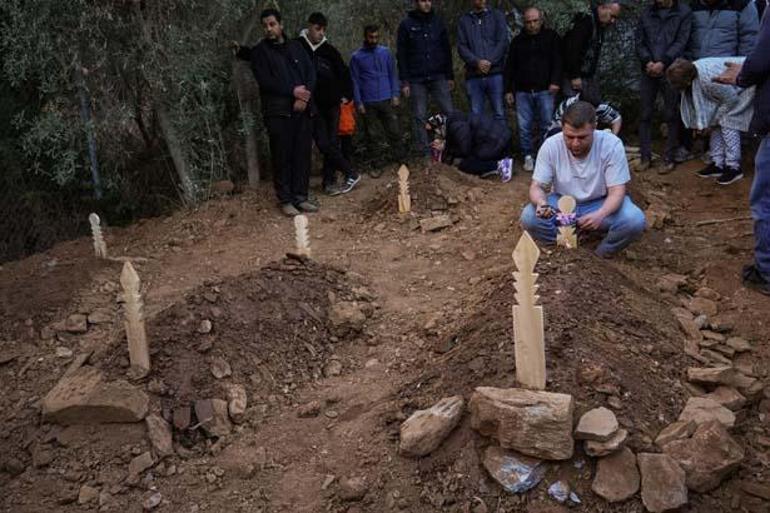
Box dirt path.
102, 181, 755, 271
1, 159, 769, 513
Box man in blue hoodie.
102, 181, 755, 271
397, 0, 455, 156
715, 9, 770, 295
350, 25, 405, 175
457, 0, 509, 120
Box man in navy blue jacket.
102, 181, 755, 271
457, 0, 509, 120
350, 25, 405, 174
397, 0, 454, 156
716, 10, 770, 294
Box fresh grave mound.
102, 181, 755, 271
402, 249, 691, 440
360, 162, 482, 221
103, 257, 374, 412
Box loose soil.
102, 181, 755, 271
1, 156, 769, 513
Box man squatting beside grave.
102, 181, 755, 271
236, 9, 318, 217
520, 101, 647, 257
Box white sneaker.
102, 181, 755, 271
523, 155, 534, 172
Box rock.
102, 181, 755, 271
591, 447, 640, 502
145, 414, 174, 457
701, 349, 732, 366
328, 301, 366, 335
297, 400, 322, 418
638, 453, 688, 512
324, 359, 343, 377
483, 446, 546, 494
734, 353, 756, 376
226, 384, 247, 423
675, 315, 703, 343
575, 407, 618, 442
693, 314, 709, 330
210, 357, 232, 379
87, 309, 113, 325
548, 480, 571, 503
655, 420, 696, 448
197, 319, 213, 334
469, 387, 574, 460
688, 297, 718, 317
128, 451, 154, 476
78, 485, 99, 505
338, 476, 367, 501
726, 337, 752, 352
143, 491, 162, 510
703, 386, 746, 411
420, 214, 453, 232
657, 274, 687, 293
700, 330, 726, 342
55, 346, 73, 359
64, 314, 88, 334
686, 366, 736, 386
712, 344, 735, 357
695, 287, 720, 301
42, 366, 149, 424
663, 420, 744, 492
740, 482, 770, 500
196, 399, 232, 437
678, 397, 735, 428
585, 429, 628, 457
399, 396, 464, 457
3, 457, 26, 476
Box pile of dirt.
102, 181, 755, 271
104, 256, 375, 412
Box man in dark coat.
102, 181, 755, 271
503, 6, 562, 172
297, 12, 359, 196
636, 0, 693, 173
397, 0, 454, 156
715, 10, 770, 294
562, 0, 622, 98
235, 9, 317, 216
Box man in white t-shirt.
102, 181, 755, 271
520, 101, 646, 257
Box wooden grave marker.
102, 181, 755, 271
398, 165, 411, 214
89, 213, 108, 258
120, 261, 150, 376
512, 231, 546, 389
294, 214, 311, 257
556, 195, 577, 249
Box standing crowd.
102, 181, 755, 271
236, 0, 770, 294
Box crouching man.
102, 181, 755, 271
520, 101, 646, 257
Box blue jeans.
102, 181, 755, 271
520, 193, 647, 257
411, 79, 454, 155
751, 136, 770, 280
466, 74, 505, 121
516, 90, 555, 157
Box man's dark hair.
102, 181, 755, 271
562, 101, 597, 128
260, 8, 282, 23
364, 24, 379, 37
308, 12, 327, 27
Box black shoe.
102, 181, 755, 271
696, 163, 723, 178
338, 174, 361, 194
673, 147, 694, 163
716, 167, 744, 185
323, 183, 342, 196
742, 264, 770, 296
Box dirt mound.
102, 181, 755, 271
104, 256, 374, 411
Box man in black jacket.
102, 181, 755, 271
298, 12, 360, 196
562, 0, 621, 98
397, 0, 454, 156
235, 9, 317, 216
636, 0, 693, 173
503, 7, 562, 172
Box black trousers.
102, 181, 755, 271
265, 113, 312, 205
639, 73, 680, 162
363, 100, 406, 163
313, 104, 355, 186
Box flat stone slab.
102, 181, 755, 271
483, 446, 546, 494
585, 429, 628, 457
575, 407, 618, 442
655, 420, 696, 449
638, 453, 688, 513
592, 447, 639, 502
42, 366, 148, 424
678, 397, 735, 429
400, 396, 464, 457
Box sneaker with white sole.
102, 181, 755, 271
716, 167, 744, 185
523, 155, 534, 172
338, 174, 361, 194
696, 163, 723, 178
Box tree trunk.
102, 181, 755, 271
233, 8, 262, 187
156, 101, 196, 205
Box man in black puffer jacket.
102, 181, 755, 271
235, 9, 317, 217
397, 0, 454, 156
298, 12, 360, 196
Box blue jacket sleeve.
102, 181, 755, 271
488, 10, 509, 67
457, 16, 479, 67
350, 54, 363, 106
387, 50, 399, 98
396, 21, 410, 82
737, 12, 770, 87
738, 3, 760, 57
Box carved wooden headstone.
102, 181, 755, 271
294, 214, 311, 257
512, 231, 546, 390
398, 165, 411, 214
120, 261, 150, 376
89, 213, 108, 258
556, 195, 577, 249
